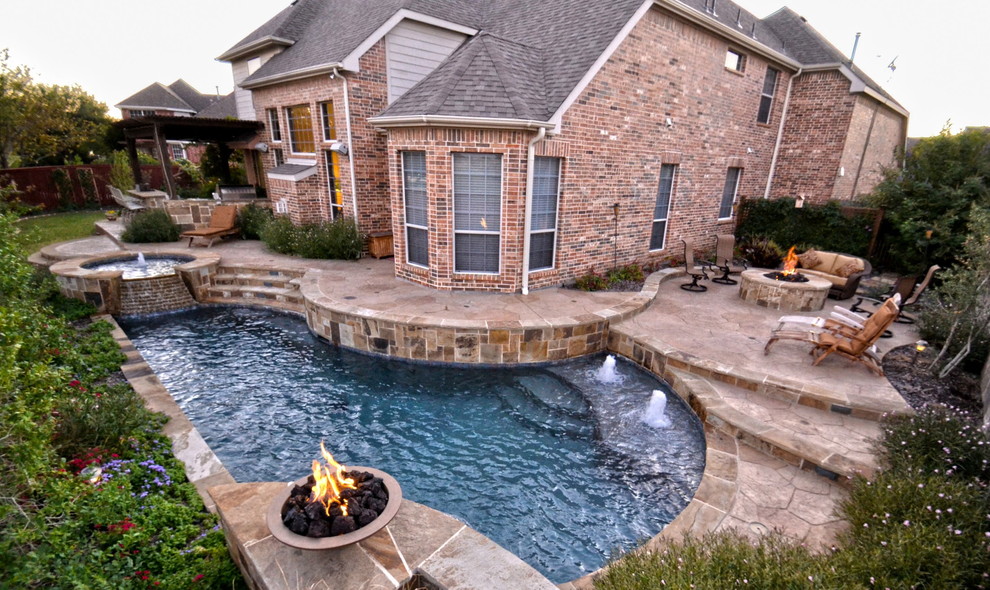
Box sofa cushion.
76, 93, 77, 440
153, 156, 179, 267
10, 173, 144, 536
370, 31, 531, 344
797, 249, 821, 269
830, 254, 864, 276
801, 268, 847, 287
811, 251, 838, 273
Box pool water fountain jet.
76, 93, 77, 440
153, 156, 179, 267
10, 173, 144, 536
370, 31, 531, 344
642, 390, 672, 428
136, 252, 147, 267
596, 354, 621, 383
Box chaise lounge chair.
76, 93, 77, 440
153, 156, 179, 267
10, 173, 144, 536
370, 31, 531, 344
850, 264, 940, 324
179, 205, 240, 247
763, 296, 901, 376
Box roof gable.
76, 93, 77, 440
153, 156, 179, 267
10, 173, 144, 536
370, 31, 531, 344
115, 82, 195, 112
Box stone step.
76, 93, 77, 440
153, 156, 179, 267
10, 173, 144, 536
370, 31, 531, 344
668, 369, 880, 484
215, 265, 305, 280
204, 284, 304, 302
211, 272, 300, 290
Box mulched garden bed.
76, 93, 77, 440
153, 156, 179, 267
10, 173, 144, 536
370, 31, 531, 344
882, 345, 983, 415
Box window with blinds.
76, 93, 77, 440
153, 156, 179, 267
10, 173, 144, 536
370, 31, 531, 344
650, 164, 676, 250
529, 157, 560, 270
453, 153, 501, 273
402, 151, 428, 267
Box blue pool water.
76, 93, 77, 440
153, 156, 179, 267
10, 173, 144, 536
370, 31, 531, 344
118, 307, 705, 583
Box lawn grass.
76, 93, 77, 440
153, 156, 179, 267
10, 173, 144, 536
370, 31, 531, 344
14, 210, 105, 254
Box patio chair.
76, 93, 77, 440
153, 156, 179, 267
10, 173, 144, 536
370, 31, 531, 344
107, 185, 146, 222
179, 205, 240, 247
849, 264, 939, 324
680, 238, 711, 292
763, 296, 900, 376
707, 234, 748, 285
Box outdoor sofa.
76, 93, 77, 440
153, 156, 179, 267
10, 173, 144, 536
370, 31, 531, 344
796, 249, 872, 300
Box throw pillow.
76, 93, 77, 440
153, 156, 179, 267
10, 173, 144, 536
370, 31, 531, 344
797, 249, 821, 269
835, 261, 862, 278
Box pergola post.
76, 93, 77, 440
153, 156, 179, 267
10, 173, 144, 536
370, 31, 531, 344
152, 123, 177, 199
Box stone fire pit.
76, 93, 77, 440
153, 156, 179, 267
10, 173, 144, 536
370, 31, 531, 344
738, 269, 831, 312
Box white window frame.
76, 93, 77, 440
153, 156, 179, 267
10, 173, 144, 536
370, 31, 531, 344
757, 67, 779, 124
725, 49, 745, 72
320, 102, 336, 142
168, 142, 187, 161
718, 167, 742, 220
285, 104, 316, 155
325, 150, 344, 220
528, 156, 561, 271
650, 164, 677, 251
402, 151, 429, 268
267, 109, 282, 143
452, 152, 503, 275
129, 109, 154, 118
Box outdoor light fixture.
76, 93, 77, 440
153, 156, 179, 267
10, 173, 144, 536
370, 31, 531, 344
795, 196, 805, 209
329, 141, 349, 156
914, 339, 928, 363
255, 142, 269, 153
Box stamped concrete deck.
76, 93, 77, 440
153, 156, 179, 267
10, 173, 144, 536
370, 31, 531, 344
39, 224, 918, 589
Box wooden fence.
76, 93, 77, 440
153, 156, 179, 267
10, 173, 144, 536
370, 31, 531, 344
0, 165, 177, 211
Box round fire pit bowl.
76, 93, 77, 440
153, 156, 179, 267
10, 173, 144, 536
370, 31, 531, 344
266, 466, 402, 550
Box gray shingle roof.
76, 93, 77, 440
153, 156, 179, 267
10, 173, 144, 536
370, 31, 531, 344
195, 93, 238, 119
223, 0, 903, 123
116, 82, 196, 112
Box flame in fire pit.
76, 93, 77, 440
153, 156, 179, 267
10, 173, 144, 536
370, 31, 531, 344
781, 246, 799, 276
311, 441, 357, 516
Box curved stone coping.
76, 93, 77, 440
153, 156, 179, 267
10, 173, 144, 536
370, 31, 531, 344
49, 250, 221, 278
624, 270, 911, 421
102, 314, 556, 589
295, 268, 661, 365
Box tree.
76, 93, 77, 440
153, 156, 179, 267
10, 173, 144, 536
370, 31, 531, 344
921, 205, 990, 378
869, 127, 990, 272
0, 49, 112, 168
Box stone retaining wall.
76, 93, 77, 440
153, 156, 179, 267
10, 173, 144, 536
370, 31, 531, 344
119, 275, 196, 315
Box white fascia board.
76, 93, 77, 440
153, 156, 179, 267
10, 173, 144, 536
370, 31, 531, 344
240, 64, 341, 89
341, 9, 478, 71
115, 105, 196, 114
548, 0, 802, 132
369, 115, 554, 131
216, 36, 295, 62
267, 166, 318, 182
839, 64, 910, 118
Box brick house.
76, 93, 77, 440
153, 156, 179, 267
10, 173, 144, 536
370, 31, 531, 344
115, 80, 237, 164
218, 0, 907, 293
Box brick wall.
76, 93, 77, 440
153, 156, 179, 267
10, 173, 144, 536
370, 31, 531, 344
249, 43, 391, 231
832, 94, 905, 200
770, 70, 855, 203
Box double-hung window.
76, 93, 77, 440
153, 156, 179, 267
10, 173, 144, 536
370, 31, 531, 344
650, 164, 676, 250
267, 109, 282, 142
320, 102, 336, 141
725, 49, 745, 72
529, 157, 560, 271
325, 151, 344, 219
402, 151, 429, 267
757, 67, 779, 124
453, 153, 501, 273
286, 105, 315, 154
718, 167, 742, 219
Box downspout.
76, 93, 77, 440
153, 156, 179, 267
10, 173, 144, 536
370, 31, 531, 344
332, 67, 360, 223
764, 67, 801, 199
521, 127, 547, 295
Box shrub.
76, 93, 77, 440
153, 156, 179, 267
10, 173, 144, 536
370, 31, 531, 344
51, 168, 75, 209
238, 203, 274, 240
259, 215, 298, 254
574, 264, 645, 291
738, 235, 784, 268
737, 198, 874, 257
121, 209, 181, 243
296, 218, 363, 260
53, 382, 156, 458
575, 270, 608, 291
77, 168, 98, 205
109, 150, 133, 191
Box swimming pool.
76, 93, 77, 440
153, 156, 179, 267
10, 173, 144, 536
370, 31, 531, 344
118, 307, 705, 583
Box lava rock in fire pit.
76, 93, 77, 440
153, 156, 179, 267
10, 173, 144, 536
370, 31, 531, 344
280, 469, 390, 538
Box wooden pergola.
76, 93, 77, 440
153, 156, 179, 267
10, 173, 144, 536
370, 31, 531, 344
114, 116, 263, 198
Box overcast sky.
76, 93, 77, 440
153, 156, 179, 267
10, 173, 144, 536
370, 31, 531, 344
2, 0, 986, 137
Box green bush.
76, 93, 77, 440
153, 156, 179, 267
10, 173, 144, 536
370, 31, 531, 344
260, 216, 364, 259
574, 264, 645, 291
53, 382, 156, 458
238, 203, 274, 240
259, 215, 298, 254
77, 168, 99, 205
738, 235, 784, 268
737, 198, 874, 257
51, 168, 75, 209
121, 209, 181, 243
109, 150, 133, 191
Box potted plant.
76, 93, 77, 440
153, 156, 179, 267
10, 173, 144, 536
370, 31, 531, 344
105, 210, 119, 221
